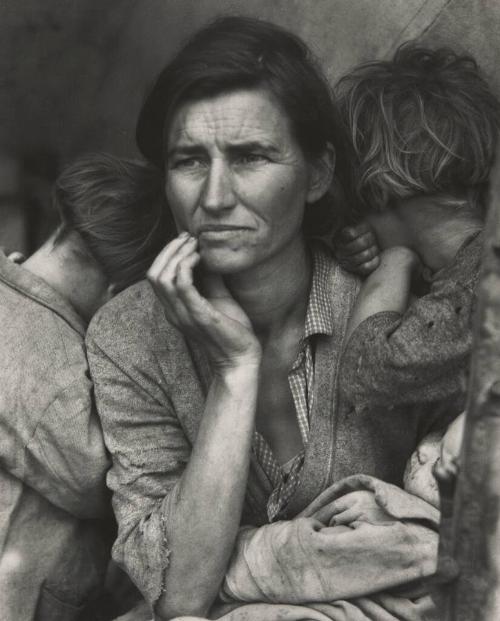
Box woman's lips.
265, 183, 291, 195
197, 226, 251, 240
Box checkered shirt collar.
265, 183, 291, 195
304, 246, 335, 339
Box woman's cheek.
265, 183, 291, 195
166, 178, 196, 228
244, 167, 297, 204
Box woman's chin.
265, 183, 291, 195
199, 247, 254, 275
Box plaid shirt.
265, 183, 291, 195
252, 248, 336, 521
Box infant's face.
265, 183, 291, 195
442, 412, 465, 461
403, 430, 443, 508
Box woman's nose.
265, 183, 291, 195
200, 159, 236, 212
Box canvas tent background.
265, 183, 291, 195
0, 0, 498, 254
1, 0, 498, 160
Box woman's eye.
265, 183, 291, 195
235, 153, 268, 165
173, 157, 204, 170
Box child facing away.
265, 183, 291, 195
0, 153, 175, 621
332, 44, 500, 509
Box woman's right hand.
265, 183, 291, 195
147, 233, 262, 372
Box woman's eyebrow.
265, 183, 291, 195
227, 141, 280, 155
167, 141, 280, 158
166, 144, 205, 158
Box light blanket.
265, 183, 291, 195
117, 475, 440, 621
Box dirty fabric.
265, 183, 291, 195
0, 252, 112, 621
339, 232, 482, 409
214, 475, 440, 620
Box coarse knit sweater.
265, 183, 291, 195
338, 231, 482, 408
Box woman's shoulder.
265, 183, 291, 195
312, 242, 361, 302
87, 279, 184, 355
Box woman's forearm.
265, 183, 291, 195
155, 361, 260, 620
222, 479, 440, 605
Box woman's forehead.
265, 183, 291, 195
167, 89, 294, 150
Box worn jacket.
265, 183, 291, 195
86, 249, 463, 609
0, 252, 112, 621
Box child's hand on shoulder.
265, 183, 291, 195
332, 222, 381, 276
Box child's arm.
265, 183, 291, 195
346, 246, 420, 341
340, 233, 482, 408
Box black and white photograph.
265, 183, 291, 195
1, 1, 499, 620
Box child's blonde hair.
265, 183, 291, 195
336, 43, 500, 214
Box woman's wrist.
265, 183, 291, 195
215, 354, 262, 383
212, 340, 262, 373
208, 360, 260, 424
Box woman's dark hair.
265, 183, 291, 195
336, 43, 500, 213
53, 153, 173, 292
136, 16, 354, 235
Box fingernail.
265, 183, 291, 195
179, 231, 189, 239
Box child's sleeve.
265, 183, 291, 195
339, 233, 482, 407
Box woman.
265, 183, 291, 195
87, 18, 458, 621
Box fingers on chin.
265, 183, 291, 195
148, 233, 191, 275
148, 235, 197, 280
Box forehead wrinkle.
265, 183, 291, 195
168, 95, 286, 151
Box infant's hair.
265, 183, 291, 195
53, 153, 173, 292
336, 43, 500, 212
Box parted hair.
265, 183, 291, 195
336, 43, 500, 213
136, 16, 355, 235
54, 153, 173, 292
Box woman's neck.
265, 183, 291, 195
224, 237, 312, 341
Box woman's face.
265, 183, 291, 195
165, 88, 328, 274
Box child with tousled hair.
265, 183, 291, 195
52, 153, 173, 294
0, 153, 173, 621
333, 43, 500, 509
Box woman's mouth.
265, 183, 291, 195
197, 225, 251, 240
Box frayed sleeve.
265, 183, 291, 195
86, 316, 191, 606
